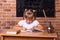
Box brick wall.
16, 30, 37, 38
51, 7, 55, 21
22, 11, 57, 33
0, 0, 17, 29
55, 0, 60, 40
0, 0, 60, 40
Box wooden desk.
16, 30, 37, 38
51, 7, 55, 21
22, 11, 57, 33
0, 31, 57, 40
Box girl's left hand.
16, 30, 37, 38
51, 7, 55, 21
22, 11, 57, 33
34, 24, 43, 30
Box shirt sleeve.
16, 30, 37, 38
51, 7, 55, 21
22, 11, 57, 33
33, 20, 39, 27
18, 20, 24, 26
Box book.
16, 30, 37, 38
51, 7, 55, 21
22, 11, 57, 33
6, 29, 20, 34
32, 29, 44, 32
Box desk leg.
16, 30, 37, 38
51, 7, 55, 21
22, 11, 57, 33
1, 36, 3, 40
54, 38, 56, 40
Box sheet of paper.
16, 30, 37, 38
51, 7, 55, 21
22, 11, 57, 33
21, 30, 32, 32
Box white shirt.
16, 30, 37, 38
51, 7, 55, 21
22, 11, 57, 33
18, 20, 39, 29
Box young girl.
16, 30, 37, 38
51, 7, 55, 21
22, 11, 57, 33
13, 9, 43, 31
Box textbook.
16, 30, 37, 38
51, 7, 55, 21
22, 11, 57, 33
6, 29, 20, 34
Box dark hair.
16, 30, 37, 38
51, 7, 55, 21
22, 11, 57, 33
23, 9, 36, 20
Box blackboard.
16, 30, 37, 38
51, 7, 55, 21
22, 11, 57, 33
16, 0, 55, 17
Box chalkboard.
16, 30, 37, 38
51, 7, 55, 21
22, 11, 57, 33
16, 0, 55, 17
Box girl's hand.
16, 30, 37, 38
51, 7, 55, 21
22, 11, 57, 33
34, 24, 43, 30
13, 24, 24, 30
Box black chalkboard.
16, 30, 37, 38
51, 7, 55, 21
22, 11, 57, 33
16, 0, 55, 17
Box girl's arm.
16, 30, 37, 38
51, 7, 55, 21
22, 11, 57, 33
13, 24, 25, 30
34, 24, 43, 30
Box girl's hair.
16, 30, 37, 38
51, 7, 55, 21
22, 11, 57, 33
23, 9, 36, 20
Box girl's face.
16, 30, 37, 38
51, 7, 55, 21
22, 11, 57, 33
26, 18, 33, 24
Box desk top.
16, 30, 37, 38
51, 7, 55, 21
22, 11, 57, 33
0, 30, 57, 38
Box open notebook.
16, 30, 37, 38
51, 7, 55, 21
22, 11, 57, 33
21, 29, 44, 32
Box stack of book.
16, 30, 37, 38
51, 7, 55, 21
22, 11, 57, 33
6, 29, 20, 34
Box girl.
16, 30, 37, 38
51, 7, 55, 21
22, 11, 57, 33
13, 9, 43, 31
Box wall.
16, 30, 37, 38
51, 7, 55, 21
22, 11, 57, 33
0, 0, 60, 40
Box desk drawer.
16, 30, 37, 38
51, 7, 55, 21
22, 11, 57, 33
3, 36, 53, 40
